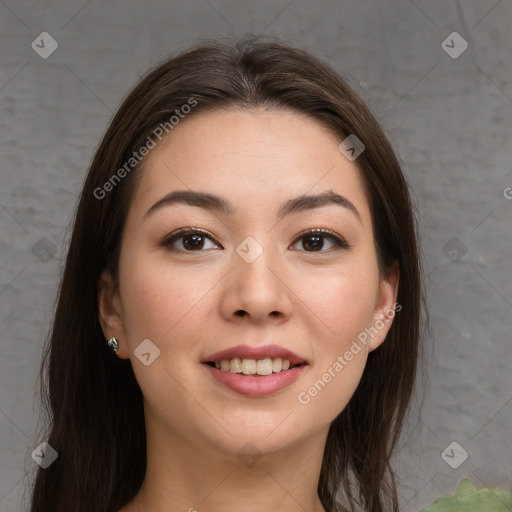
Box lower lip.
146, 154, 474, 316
203, 363, 307, 397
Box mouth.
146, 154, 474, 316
204, 357, 307, 376
201, 344, 308, 396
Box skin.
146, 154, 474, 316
98, 108, 399, 512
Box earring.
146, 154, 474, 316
379, 336, 384, 340
107, 337, 119, 356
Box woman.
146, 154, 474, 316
29, 35, 426, 512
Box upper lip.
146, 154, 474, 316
203, 344, 307, 366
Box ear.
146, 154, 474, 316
97, 270, 128, 359
368, 261, 400, 351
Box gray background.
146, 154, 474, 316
1, 1, 511, 511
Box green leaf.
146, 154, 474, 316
419, 478, 512, 512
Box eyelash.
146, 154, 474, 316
160, 226, 352, 253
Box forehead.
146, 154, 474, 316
129, 108, 371, 226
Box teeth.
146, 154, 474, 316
230, 357, 242, 373
272, 358, 282, 372
256, 358, 273, 375
241, 359, 256, 375
214, 357, 295, 375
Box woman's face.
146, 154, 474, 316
99, 108, 399, 459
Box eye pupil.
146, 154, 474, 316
303, 235, 323, 251
183, 234, 204, 250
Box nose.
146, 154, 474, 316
219, 243, 293, 324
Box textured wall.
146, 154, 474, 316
0, 1, 511, 511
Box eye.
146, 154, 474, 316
161, 227, 351, 253
161, 227, 222, 252
290, 228, 351, 253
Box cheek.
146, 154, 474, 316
297, 291, 372, 423
304, 262, 378, 345
295, 260, 378, 416
118, 248, 221, 344
298, 351, 368, 421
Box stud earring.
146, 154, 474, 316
107, 337, 119, 356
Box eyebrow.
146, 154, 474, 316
144, 189, 362, 223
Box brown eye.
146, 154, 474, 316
162, 229, 221, 252
291, 229, 350, 253
301, 234, 325, 251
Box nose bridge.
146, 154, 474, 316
235, 234, 278, 293
227, 233, 291, 320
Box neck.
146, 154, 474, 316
121, 412, 330, 512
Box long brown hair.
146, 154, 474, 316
28, 35, 427, 512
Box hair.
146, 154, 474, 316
28, 34, 427, 512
